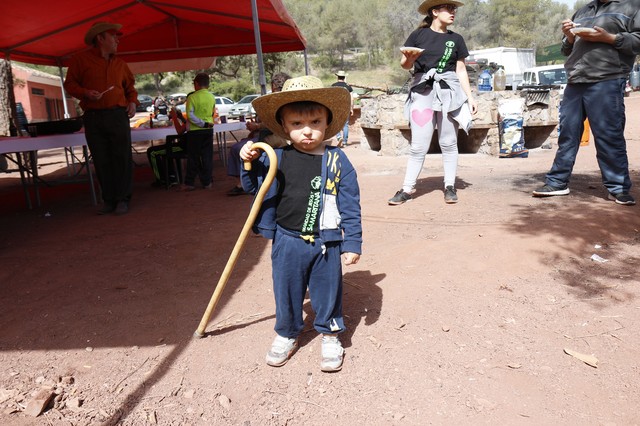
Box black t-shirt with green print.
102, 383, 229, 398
276, 147, 323, 235
404, 28, 469, 74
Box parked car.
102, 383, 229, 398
172, 95, 235, 122
136, 94, 154, 112
228, 94, 260, 120
167, 93, 188, 105
521, 65, 567, 90
213, 96, 235, 118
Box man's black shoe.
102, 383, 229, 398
115, 201, 129, 215
98, 202, 116, 215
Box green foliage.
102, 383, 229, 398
282, 0, 574, 72
132, 51, 304, 99
14, 0, 579, 96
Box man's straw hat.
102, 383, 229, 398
252, 75, 351, 141
417, 0, 464, 15
84, 22, 123, 46
335, 70, 348, 78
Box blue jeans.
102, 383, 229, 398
338, 121, 349, 144
546, 78, 631, 194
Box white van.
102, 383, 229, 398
521, 65, 567, 89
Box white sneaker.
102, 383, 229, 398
320, 335, 344, 372
265, 335, 298, 367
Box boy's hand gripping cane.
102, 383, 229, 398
194, 142, 277, 338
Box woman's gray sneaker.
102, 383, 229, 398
388, 190, 412, 205
444, 186, 458, 204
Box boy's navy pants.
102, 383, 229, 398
271, 225, 345, 338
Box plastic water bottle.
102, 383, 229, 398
478, 69, 493, 92
630, 70, 640, 90
494, 66, 506, 91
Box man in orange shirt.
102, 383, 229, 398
64, 22, 138, 215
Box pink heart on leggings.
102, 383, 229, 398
411, 108, 434, 127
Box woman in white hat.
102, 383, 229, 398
388, 0, 477, 205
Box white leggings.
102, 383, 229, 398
402, 87, 459, 193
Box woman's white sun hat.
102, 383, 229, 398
418, 0, 464, 15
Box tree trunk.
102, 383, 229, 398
0, 59, 14, 136
153, 73, 164, 96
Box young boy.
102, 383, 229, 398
240, 75, 362, 372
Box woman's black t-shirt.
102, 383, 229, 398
404, 28, 469, 74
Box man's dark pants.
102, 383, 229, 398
185, 129, 213, 187
83, 108, 133, 206
546, 78, 631, 194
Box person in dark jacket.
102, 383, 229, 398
331, 70, 353, 146
240, 76, 362, 372
533, 0, 640, 205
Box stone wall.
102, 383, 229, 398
356, 89, 561, 156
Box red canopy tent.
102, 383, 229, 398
0, 0, 306, 68
0, 0, 306, 127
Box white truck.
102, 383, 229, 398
467, 47, 536, 89
521, 65, 567, 89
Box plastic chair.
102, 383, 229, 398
164, 134, 187, 189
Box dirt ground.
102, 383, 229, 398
1, 94, 640, 426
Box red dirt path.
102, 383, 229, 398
1, 95, 640, 425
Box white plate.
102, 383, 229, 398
400, 47, 425, 54
570, 27, 597, 35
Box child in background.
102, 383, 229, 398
240, 76, 363, 372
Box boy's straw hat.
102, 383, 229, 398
418, 0, 464, 15
252, 75, 351, 141
84, 22, 123, 45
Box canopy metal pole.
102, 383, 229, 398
251, 0, 267, 95
57, 64, 70, 119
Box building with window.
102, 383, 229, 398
11, 64, 78, 123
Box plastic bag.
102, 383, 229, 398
498, 99, 528, 158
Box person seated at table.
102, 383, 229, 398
146, 102, 187, 187
154, 96, 168, 117
226, 72, 291, 196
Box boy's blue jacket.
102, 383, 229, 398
241, 145, 362, 255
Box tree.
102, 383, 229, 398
0, 60, 17, 137
454, 0, 492, 49
353, 0, 393, 68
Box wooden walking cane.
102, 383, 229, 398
194, 142, 277, 338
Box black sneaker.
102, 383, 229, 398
608, 192, 636, 206
444, 186, 458, 204
532, 184, 570, 197
115, 201, 129, 215
388, 190, 412, 205
97, 202, 116, 215
227, 186, 245, 196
